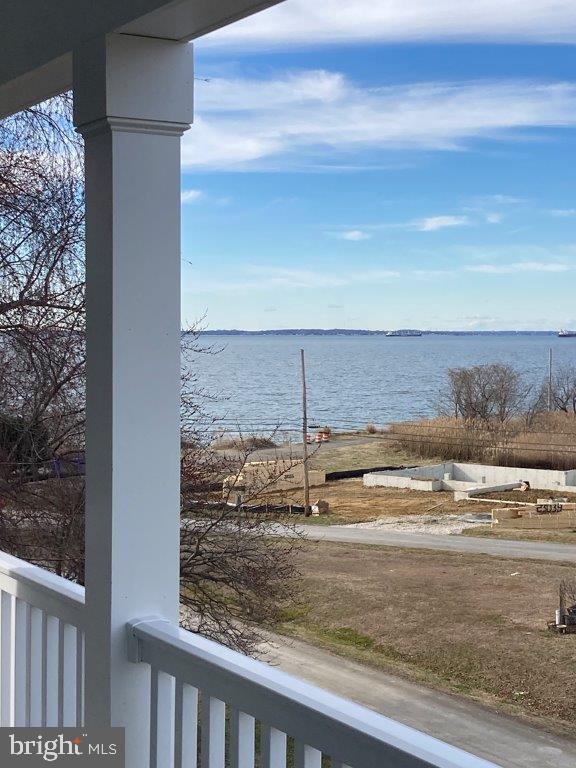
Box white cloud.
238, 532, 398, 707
481, 195, 524, 205
485, 212, 503, 224
186, 265, 399, 294
411, 269, 455, 279
181, 189, 203, 203
467, 261, 572, 274
412, 215, 470, 232
204, 0, 576, 48
337, 230, 372, 241
183, 72, 576, 171
549, 209, 576, 217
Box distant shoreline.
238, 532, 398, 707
193, 329, 559, 337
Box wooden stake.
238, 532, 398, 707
301, 349, 311, 516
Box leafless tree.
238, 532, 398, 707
0, 95, 85, 490
550, 364, 576, 414
0, 94, 84, 333
439, 363, 528, 423
0, 98, 301, 655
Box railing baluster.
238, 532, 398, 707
29, 607, 44, 726
260, 726, 286, 768
174, 680, 198, 768
150, 666, 159, 767
44, 614, 59, 726
76, 630, 84, 727
294, 743, 322, 768
159, 670, 175, 768
62, 624, 77, 726
57, 619, 65, 726
150, 668, 176, 768
14, 598, 30, 726
201, 694, 225, 768
230, 708, 255, 768
0, 591, 13, 726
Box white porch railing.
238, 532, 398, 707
0, 549, 499, 768
129, 618, 498, 768
0, 551, 84, 728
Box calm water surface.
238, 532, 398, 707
190, 335, 576, 434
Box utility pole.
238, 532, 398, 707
301, 349, 311, 516
548, 347, 553, 412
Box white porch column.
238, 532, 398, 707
73, 34, 192, 764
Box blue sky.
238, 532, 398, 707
180, 0, 576, 331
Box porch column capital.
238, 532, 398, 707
73, 33, 193, 133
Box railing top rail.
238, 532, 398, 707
129, 617, 501, 768
0, 549, 85, 628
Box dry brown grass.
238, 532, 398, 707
309, 436, 423, 473
283, 542, 576, 732
461, 527, 576, 544
212, 435, 277, 451
390, 413, 576, 471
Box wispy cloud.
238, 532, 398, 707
180, 189, 231, 206
467, 261, 572, 274
184, 72, 576, 171
181, 189, 203, 204
549, 209, 576, 217
469, 194, 525, 206
185, 265, 400, 294
412, 215, 470, 232
335, 229, 372, 241
411, 269, 455, 280
204, 0, 576, 47
462, 194, 524, 224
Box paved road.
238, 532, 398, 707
264, 635, 576, 768
297, 525, 576, 562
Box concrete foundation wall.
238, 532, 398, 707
364, 462, 576, 493
450, 463, 572, 488
363, 473, 442, 491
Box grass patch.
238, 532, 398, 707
309, 436, 423, 473
212, 435, 277, 451
320, 625, 377, 650
280, 541, 576, 735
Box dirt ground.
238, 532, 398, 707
283, 542, 576, 733
281, 478, 493, 524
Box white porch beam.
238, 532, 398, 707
74, 33, 192, 765
0, 0, 283, 119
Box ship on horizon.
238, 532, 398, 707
386, 329, 423, 338
558, 329, 576, 338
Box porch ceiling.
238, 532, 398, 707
0, 0, 282, 118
